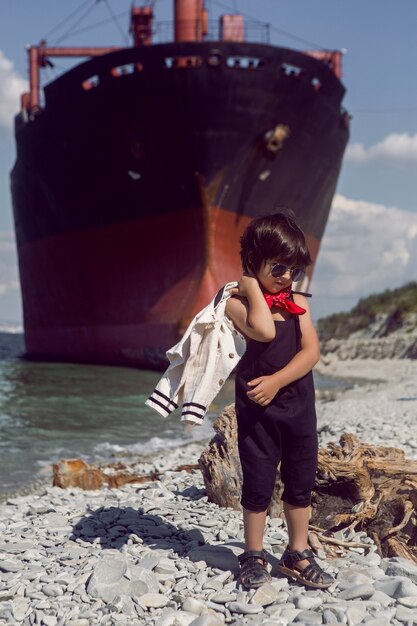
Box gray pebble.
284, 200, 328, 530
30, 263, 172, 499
323, 608, 339, 624
182, 597, 206, 615
189, 616, 224, 626
227, 601, 264, 614
294, 609, 323, 623
375, 576, 417, 599
0, 559, 24, 572
383, 557, 417, 584
41, 584, 64, 597
395, 605, 417, 623
209, 592, 237, 604
338, 583, 375, 600
294, 595, 323, 610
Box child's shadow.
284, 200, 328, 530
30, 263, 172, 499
69, 504, 243, 574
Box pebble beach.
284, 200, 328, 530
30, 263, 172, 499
1, 358, 417, 626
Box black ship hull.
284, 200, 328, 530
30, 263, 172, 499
11, 41, 349, 368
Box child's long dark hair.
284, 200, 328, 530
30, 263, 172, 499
240, 209, 312, 274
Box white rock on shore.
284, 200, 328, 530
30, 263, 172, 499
1, 357, 417, 625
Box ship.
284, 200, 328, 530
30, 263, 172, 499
11, 1, 349, 370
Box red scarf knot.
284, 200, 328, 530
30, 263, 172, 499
263, 288, 306, 315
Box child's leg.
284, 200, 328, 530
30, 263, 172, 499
243, 507, 267, 558
283, 501, 311, 568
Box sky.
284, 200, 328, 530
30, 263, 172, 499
0, 0, 417, 325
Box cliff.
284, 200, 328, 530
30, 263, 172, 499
317, 282, 417, 359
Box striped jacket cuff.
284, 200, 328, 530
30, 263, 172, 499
180, 402, 206, 424
145, 389, 178, 417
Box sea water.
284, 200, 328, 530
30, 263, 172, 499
0, 331, 350, 496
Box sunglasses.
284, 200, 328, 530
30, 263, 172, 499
270, 263, 305, 282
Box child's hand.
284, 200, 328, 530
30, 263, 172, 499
246, 375, 280, 406
229, 274, 260, 298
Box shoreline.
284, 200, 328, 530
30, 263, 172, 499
2, 357, 416, 503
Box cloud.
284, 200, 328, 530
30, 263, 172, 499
312, 194, 417, 306
0, 230, 20, 296
345, 132, 417, 166
0, 50, 28, 129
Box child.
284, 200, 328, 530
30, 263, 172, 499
225, 210, 334, 590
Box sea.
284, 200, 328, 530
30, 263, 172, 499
0, 329, 350, 498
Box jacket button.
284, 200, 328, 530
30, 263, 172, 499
228, 353, 234, 358
218, 379, 224, 385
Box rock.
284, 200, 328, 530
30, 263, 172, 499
280, 607, 302, 622
0, 559, 23, 572
293, 609, 323, 623
137, 593, 169, 609
374, 576, 417, 599
86, 555, 133, 602
155, 608, 177, 626
370, 590, 394, 607
172, 611, 200, 626
395, 605, 417, 623
43, 513, 68, 527
382, 557, 417, 583
187, 545, 239, 573
11, 598, 30, 622
294, 595, 323, 610
338, 583, 375, 600
251, 582, 283, 606
0, 541, 35, 553
128, 564, 159, 593
397, 596, 417, 608
323, 609, 339, 624
41, 584, 64, 597
345, 606, 367, 626
189, 616, 224, 626
127, 579, 149, 597
226, 601, 264, 614
209, 592, 237, 604
182, 597, 206, 615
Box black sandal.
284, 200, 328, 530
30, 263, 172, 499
277, 547, 334, 589
238, 549, 271, 589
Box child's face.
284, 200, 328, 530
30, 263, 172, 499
255, 259, 295, 293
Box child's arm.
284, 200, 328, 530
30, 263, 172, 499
246, 294, 320, 405
226, 275, 276, 342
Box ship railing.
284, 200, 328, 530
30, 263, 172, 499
152, 20, 270, 44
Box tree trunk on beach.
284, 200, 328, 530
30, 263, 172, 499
198, 405, 417, 563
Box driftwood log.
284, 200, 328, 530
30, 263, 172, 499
52, 458, 198, 490
198, 405, 417, 563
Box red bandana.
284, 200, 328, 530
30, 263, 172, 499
263, 288, 306, 315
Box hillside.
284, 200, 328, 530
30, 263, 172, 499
317, 282, 417, 359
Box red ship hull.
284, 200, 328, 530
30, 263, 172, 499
20, 207, 248, 367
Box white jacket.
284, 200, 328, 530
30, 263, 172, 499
145, 281, 246, 424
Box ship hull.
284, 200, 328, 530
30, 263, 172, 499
11, 41, 348, 368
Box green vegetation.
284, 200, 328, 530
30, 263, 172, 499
317, 281, 417, 341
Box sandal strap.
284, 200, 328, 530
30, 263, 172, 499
238, 549, 267, 565
301, 561, 325, 583
281, 547, 314, 567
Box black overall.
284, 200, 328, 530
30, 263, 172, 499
235, 313, 318, 511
